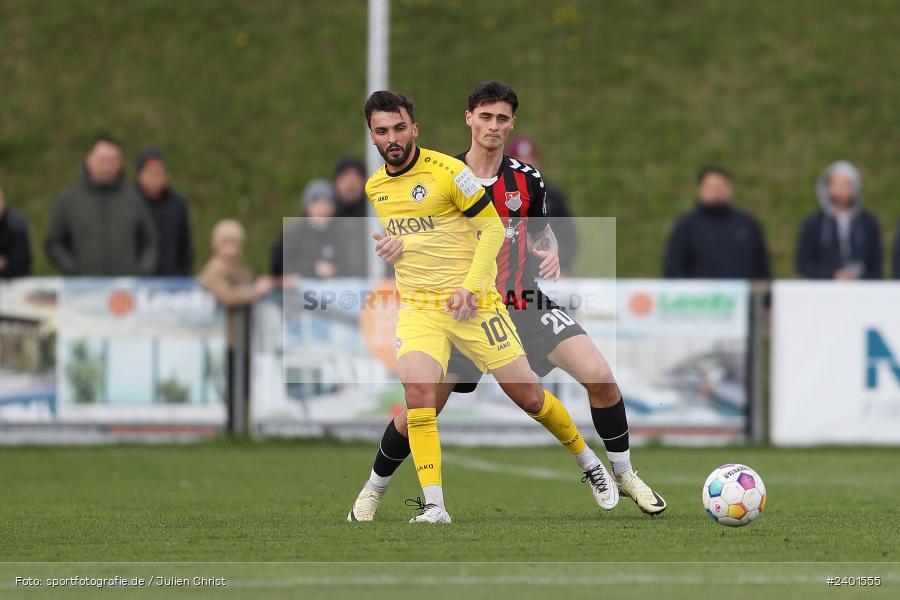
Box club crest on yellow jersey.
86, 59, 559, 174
411, 183, 428, 203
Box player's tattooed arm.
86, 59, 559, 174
527, 224, 561, 281
527, 223, 559, 254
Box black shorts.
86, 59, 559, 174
447, 290, 586, 393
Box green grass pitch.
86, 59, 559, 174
0, 441, 897, 598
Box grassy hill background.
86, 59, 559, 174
2, 0, 900, 277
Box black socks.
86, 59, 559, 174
372, 419, 412, 477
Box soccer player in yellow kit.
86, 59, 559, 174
353, 82, 665, 523
360, 90, 614, 524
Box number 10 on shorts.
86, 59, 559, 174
481, 316, 509, 346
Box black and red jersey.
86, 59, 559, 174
457, 153, 548, 310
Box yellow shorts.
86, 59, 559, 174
395, 298, 525, 375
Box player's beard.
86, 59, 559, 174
379, 140, 414, 167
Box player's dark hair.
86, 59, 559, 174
364, 91, 416, 128
696, 165, 733, 185
468, 81, 519, 114
90, 133, 122, 151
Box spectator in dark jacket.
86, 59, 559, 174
0, 185, 32, 278
508, 137, 579, 274
893, 223, 900, 279
332, 156, 368, 277
135, 147, 194, 276
271, 180, 350, 279
664, 166, 770, 279
796, 160, 882, 280
333, 156, 368, 218
44, 135, 158, 276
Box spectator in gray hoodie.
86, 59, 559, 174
270, 180, 351, 279
44, 135, 158, 276
795, 160, 882, 280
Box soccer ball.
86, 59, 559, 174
702, 464, 767, 527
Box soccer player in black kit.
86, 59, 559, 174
349, 81, 666, 521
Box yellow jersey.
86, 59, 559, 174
366, 146, 503, 308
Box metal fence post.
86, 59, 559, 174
229, 306, 249, 437
748, 281, 770, 444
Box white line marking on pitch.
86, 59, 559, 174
443, 452, 572, 481
444, 452, 697, 484
443, 452, 896, 486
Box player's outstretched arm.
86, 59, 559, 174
462, 200, 505, 296
447, 201, 505, 321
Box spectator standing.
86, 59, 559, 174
796, 160, 882, 280
198, 219, 272, 310
664, 166, 771, 279
892, 223, 900, 279
0, 184, 32, 278
135, 147, 194, 276
44, 135, 158, 276
333, 156, 368, 218
197, 219, 272, 432
271, 180, 349, 279
508, 137, 579, 275
332, 156, 369, 277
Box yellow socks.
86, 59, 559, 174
407, 407, 443, 488
528, 389, 587, 455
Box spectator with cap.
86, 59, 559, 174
0, 183, 32, 278
796, 160, 882, 280
135, 147, 194, 276
508, 137, 579, 275
664, 166, 771, 279
270, 179, 350, 279
44, 134, 158, 276
332, 156, 369, 277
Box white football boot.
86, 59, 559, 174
581, 462, 619, 511
406, 498, 452, 524
615, 470, 667, 515
347, 486, 384, 522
